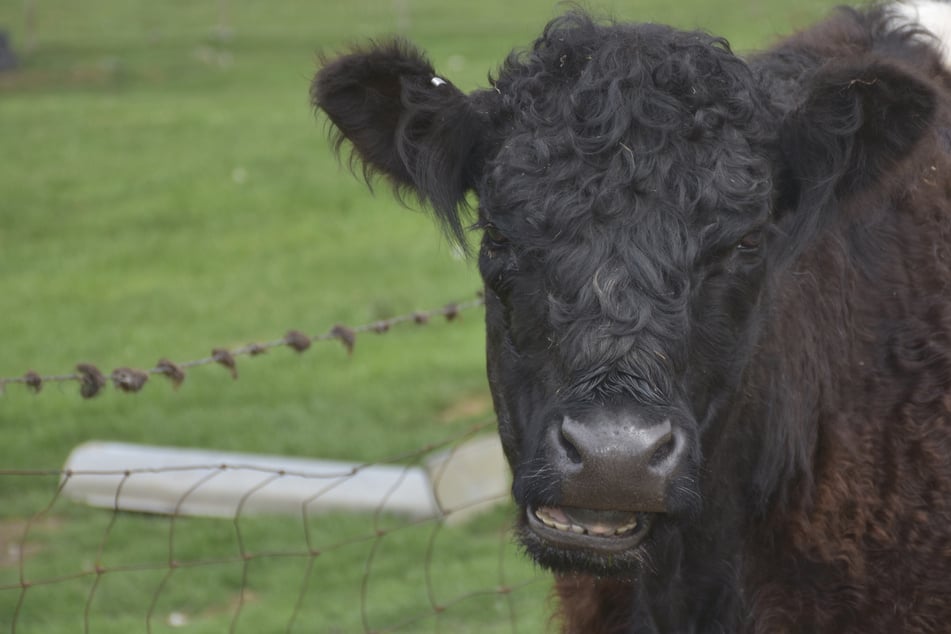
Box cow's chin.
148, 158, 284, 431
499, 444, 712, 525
518, 504, 657, 576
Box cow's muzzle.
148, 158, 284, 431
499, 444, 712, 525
524, 410, 688, 551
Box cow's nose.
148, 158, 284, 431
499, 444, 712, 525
552, 413, 685, 512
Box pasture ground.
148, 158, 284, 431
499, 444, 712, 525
0, 0, 838, 631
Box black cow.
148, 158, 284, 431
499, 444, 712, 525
313, 3, 951, 632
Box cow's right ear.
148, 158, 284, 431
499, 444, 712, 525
774, 58, 937, 259
313, 39, 488, 245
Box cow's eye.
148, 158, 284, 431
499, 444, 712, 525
483, 223, 509, 247
736, 230, 763, 251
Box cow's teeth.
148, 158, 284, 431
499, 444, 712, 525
534, 507, 641, 537
536, 510, 557, 528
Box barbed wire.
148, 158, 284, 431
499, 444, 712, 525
2, 419, 549, 633
0, 292, 485, 399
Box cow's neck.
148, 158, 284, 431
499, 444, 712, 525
734, 188, 945, 630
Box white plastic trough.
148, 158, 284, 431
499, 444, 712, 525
60, 435, 509, 525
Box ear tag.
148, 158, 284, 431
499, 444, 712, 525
431, 76, 447, 87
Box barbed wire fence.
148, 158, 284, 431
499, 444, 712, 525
0, 295, 483, 397
0, 294, 552, 633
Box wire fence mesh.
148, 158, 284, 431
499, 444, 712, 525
2, 424, 549, 634
0, 297, 551, 633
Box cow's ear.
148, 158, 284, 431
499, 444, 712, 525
313, 39, 488, 246
776, 59, 937, 246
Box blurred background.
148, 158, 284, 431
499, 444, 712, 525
0, 1, 839, 632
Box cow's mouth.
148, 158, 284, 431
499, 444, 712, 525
526, 505, 654, 551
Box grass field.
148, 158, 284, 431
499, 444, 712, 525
0, 1, 841, 632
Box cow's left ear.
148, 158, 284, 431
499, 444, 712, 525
776, 58, 937, 239
313, 39, 488, 246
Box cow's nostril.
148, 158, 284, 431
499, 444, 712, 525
561, 428, 583, 464
648, 434, 676, 468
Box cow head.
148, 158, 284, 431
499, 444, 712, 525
313, 13, 936, 576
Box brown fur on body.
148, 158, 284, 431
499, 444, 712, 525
741, 8, 951, 631
556, 575, 637, 634
744, 166, 951, 632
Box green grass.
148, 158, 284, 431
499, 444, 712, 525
0, 0, 841, 631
